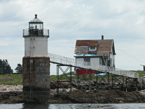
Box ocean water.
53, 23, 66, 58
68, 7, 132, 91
0, 103, 145, 109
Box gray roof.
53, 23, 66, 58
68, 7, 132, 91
29, 14, 43, 23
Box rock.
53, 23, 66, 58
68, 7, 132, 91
60, 82, 70, 88
50, 81, 57, 89
0, 90, 145, 104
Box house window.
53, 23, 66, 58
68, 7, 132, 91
89, 46, 97, 51
84, 58, 90, 65
99, 58, 102, 65
107, 59, 111, 66
113, 59, 115, 67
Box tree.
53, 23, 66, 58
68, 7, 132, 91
15, 64, 22, 73
0, 59, 2, 73
0, 59, 13, 74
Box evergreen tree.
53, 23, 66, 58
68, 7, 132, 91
15, 64, 22, 73
0, 59, 13, 74
0, 59, 2, 74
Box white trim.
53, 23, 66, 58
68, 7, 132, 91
89, 46, 97, 51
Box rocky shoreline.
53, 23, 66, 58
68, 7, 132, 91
0, 85, 23, 92
1, 84, 145, 104
0, 86, 145, 104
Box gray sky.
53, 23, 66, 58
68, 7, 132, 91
0, 0, 145, 74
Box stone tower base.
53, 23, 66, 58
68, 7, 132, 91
22, 57, 50, 103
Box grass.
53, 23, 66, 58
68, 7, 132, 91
0, 70, 144, 85
131, 70, 145, 77
0, 74, 22, 85
51, 72, 111, 81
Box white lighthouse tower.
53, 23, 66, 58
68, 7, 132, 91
22, 14, 50, 102
24, 14, 49, 57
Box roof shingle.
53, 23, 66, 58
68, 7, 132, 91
75, 39, 115, 57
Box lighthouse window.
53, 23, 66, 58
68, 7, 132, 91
89, 46, 97, 51
29, 24, 43, 29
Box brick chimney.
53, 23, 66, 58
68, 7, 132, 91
101, 35, 104, 40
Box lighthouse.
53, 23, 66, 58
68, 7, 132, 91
22, 14, 50, 102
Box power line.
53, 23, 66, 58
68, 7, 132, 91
117, 48, 145, 64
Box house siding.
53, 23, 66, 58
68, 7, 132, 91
76, 55, 115, 67
91, 58, 100, 66
75, 57, 100, 66
109, 51, 115, 67
75, 58, 84, 66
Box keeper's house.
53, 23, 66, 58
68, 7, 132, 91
74, 35, 116, 75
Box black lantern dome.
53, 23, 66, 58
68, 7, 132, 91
29, 14, 43, 30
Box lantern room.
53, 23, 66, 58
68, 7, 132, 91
29, 14, 43, 30
23, 14, 49, 37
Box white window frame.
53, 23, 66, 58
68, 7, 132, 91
89, 46, 97, 51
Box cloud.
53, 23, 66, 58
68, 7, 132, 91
0, 38, 23, 72
1, 0, 145, 39
0, 42, 9, 46
0, 0, 145, 74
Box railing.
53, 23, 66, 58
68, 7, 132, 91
48, 53, 139, 78
23, 29, 49, 37
48, 53, 75, 65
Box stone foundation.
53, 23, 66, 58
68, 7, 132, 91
22, 57, 50, 102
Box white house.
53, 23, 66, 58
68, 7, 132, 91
74, 35, 116, 69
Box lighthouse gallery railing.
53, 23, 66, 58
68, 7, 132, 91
23, 29, 49, 37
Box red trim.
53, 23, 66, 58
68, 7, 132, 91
76, 69, 96, 75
